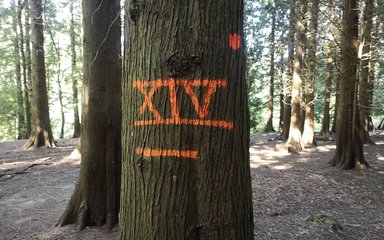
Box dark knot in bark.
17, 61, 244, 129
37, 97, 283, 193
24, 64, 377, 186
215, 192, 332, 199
165, 53, 201, 78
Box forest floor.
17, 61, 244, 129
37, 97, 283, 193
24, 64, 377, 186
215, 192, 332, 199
0, 133, 384, 240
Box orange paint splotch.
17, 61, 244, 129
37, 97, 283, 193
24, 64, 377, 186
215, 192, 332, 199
136, 147, 198, 159
229, 33, 241, 50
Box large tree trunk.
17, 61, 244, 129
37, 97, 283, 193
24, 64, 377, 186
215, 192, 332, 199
12, 0, 25, 140
287, 0, 306, 151
119, 0, 254, 239
70, 0, 81, 138
358, 0, 374, 144
265, 2, 276, 133
24, 0, 55, 148
58, 0, 121, 230
320, 1, 335, 138
331, 0, 369, 169
302, 0, 319, 146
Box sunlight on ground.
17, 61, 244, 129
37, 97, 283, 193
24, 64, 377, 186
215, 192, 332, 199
316, 145, 335, 152
249, 147, 293, 170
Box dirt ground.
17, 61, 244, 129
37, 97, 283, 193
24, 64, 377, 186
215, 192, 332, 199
1, 133, 383, 240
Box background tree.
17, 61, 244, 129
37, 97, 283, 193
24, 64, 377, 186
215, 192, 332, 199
301, 0, 319, 145
320, 0, 335, 138
24, 0, 55, 148
280, 0, 295, 140
12, 0, 25, 140
358, 0, 375, 144
287, 0, 306, 151
331, 0, 369, 169
120, 0, 254, 239
265, 0, 277, 132
58, 0, 121, 230
23, 0, 32, 137
70, 0, 81, 138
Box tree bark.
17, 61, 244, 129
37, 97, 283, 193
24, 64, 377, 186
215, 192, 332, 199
24, 0, 55, 148
58, 0, 121, 230
302, 0, 319, 146
358, 0, 374, 144
70, 0, 81, 138
331, 0, 369, 169
287, 0, 306, 151
119, 0, 254, 239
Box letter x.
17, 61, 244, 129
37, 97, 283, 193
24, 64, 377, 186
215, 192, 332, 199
133, 81, 163, 121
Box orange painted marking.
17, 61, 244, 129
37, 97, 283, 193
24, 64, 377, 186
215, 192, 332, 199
134, 119, 234, 129
136, 147, 198, 159
181, 80, 221, 119
132, 79, 234, 130
168, 79, 181, 123
133, 81, 163, 121
229, 33, 241, 50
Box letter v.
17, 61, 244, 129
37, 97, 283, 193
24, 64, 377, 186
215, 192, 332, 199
182, 81, 218, 119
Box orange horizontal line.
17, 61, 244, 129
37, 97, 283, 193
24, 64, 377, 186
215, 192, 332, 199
136, 148, 198, 159
134, 119, 234, 130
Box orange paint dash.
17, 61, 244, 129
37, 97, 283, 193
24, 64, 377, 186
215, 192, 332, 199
134, 119, 234, 130
136, 148, 198, 159
229, 33, 241, 50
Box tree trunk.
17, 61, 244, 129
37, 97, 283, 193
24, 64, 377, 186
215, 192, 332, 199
302, 0, 319, 146
320, 1, 335, 138
280, 0, 295, 140
70, 0, 81, 138
46, 23, 65, 139
331, 0, 369, 169
287, 0, 306, 151
265, 3, 276, 133
12, 0, 25, 140
23, 0, 32, 137
279, 51, 285, 133
24, 0, 55, 148
119, 0, 254, 239
58, 0, 122, 230
358, 0, 374, 144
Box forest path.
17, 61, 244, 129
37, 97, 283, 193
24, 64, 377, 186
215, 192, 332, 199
0, 134, 383, 239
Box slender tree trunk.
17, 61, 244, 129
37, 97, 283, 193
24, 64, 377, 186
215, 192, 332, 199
24, 0, 55, 148
46, 23, 65, 139
280, 0, 295, 140
120, 0, 254, 239
24, 0, 32, 137
320, 1, 335, 138
57, 47, 65, 138
70, 0, 81, 138
279, 51, 285, 133
331, 0, 368, 169
265, 3, 276, 132
358, 0, 374, 144
12, 0, 25, 140
302, 0, 319, 145
287, 0, 306, 151
58, 0, 122, 230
